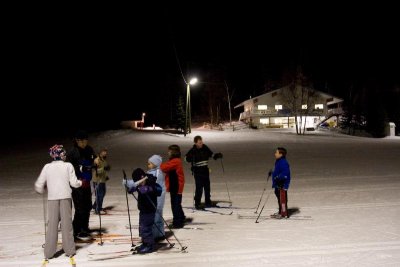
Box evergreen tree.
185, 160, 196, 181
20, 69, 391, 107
175, 94, 186, 132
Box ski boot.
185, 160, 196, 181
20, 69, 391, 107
137, 243, 153, 254
41, 258, 49, 267
69, 255, 76, 267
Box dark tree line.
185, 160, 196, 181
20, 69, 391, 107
340, 82, 399, 137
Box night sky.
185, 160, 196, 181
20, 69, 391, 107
2, 4, 399, 140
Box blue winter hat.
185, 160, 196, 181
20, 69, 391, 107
148, 155, 162, 167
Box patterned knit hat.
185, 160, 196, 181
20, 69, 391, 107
49, 144, 66, 161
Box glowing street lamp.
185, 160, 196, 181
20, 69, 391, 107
141, 113, 146, 129
185, 77, 198, 136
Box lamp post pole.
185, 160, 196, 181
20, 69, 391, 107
185, 83, 189, 136
141, 113, 146, 130
184, 78, 197, 137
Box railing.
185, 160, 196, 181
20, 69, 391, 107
327, 108, 343, 116
239, 108, 330, 121
239, 109, 278, 120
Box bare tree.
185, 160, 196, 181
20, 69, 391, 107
281, 68, 318, 135
224, 80, 235, 126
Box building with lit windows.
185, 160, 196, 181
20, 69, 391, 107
234, 87, 343, 129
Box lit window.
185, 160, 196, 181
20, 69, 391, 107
258, 105, 268, 110
275, 105, 283, 110
315, 104, 324, 109
302, 104, 307, 109
260, 118, 269, 124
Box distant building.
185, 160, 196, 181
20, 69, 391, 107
234, 86, 343, 129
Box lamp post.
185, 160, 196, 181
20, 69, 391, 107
141, 113, 146, 129
185, 77, 198, 136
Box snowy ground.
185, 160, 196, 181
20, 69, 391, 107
1, 128, 400, 267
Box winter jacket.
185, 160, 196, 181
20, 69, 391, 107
272, 157, 291, 190
35, 161, 82, 200
160, 158, 185, 194
66, 145, 96, 187
129, 175, 159, 214
93, 156, 110, 183
147, 168, 165, 193
185, 144, 213, 174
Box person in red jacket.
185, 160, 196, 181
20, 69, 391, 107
160, 144, 186, 228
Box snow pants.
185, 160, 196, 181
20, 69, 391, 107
139, 212, 155, 245
44, 199, 76, 259
71, 186, 92, 235
92, 182, 106, 213
194, 171, 211, 206
152, 189, 166, 239
274, 188, 288, 217
170, 193, 185, 227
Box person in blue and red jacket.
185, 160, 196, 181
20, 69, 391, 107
271, 147, 291, 218
160, 145, 186, 228
66, 130, 96, 240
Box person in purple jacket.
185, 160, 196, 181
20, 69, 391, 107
270, 147, 291, 218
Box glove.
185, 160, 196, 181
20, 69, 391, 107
80, 179, 90, 188
123, 179, 136, 193
80, 165, 93, 173
213, 152, 223, 160
137, 185, 152, 194
104, 165, 111, 171
276, 179, 284, 189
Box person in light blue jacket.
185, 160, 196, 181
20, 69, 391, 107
271, 147, 291, 218
147, 155, 166, 241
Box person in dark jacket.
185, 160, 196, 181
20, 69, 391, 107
160, 145, 186, 228
125, 168, 159, 254
271, 147, 291, 218
185, 136, 223, 209
66, 130, 96, 240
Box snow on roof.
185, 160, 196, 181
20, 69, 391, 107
234, 86, 343, 109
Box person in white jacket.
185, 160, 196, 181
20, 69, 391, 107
35, 144, 82, 266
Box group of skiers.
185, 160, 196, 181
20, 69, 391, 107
34, 130, 291, 265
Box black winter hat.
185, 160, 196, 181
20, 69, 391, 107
132, 168, 146, 182
74, 130, 88, 140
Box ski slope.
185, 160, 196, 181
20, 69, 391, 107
0, 128, 399, 266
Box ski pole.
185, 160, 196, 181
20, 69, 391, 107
191, 154, 196, 211
122, 170, 135, 250
254, 171, 272, 214
220, 158, 232, 206
130, 193, 176, 249
255, 189, 273, 223
93, 182, 103, 246
254, 188, 266, 214
152, 219, 175, 249
138, 193, 187, 252
42, 191, 47, 248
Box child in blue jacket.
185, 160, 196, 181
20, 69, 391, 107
271, 147, 291, 218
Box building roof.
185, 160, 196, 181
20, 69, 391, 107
234, 86, 343, 109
